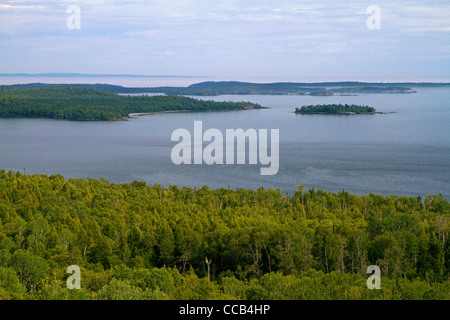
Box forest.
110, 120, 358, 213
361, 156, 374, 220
0, 170, 448, 300
295, 104, 377, 114
0, 86, 261, 121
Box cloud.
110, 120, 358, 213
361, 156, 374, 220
0, 0, 449, 80
0, 4, 45, 10
376, 2, 450, 33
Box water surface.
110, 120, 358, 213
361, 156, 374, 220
0, 86, 448, 198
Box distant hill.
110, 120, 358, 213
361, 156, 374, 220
3, 81, 450, 96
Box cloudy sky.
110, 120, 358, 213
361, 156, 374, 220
0, 0, 449, 82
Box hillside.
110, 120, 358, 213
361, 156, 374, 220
0, 171, 448, 299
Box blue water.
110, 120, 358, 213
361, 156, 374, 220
0, 85, 449, 198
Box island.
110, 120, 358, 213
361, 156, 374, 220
295, 104, 378, 114
0, 86, 263, 121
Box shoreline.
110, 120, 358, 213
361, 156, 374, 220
127, 110, 191, 118
294, 111, 386, 115
124, 105, 266, 120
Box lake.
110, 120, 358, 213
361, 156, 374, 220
0, 80, 449, 198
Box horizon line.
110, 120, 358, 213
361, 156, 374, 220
0, 73, 209, 78
0, 73, 450, 84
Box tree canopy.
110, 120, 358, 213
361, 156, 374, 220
295, 104, 377, 114
0, 170, 448, 300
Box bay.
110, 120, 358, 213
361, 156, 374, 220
0, 83, 449, 198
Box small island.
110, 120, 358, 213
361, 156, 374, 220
295, 104, 378, 114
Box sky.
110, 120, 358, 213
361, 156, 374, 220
0, 0, 449, 82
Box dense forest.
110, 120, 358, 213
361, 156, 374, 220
295, 104, 377, 114
0, 170, 448, 300
0, 86, 261, 121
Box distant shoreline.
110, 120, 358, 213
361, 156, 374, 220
7, 81, 450, 97
125, 105, 265, 120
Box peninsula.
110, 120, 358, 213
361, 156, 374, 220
0, 85, 262, 121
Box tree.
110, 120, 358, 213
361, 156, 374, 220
0, 266, 26, 299
10, 249, 49, 292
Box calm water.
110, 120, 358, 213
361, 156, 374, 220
0, 82, 449, 198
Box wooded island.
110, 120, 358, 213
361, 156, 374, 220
295, 104, 377, 114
